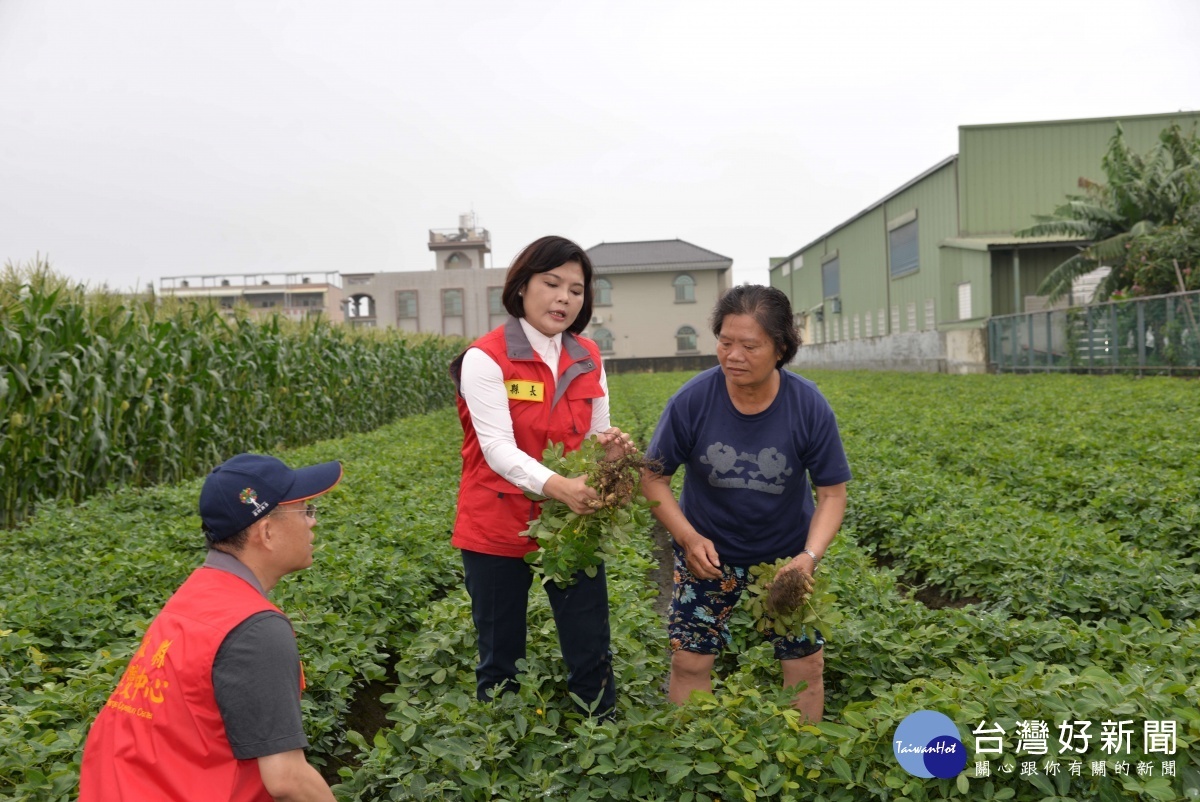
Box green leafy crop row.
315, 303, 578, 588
2, 369, 1198, 800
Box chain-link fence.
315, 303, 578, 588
988, 290, 1200, 374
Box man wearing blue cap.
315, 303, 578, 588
79, 454, 343, 802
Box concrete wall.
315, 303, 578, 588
790, 329, 988, 374
344, 267, 509, 338
604, 354, 719, 375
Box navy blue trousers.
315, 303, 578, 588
461, 549, 616, 717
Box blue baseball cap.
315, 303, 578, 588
199, 453, 343, 542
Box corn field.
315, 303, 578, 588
0, 261, 465, 527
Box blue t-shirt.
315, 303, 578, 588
646, 367, 852, 566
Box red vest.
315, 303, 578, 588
79, 567, 289, 802
450, 318, 604, 557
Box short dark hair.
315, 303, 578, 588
206, 525, 250, 554
502, 236, 595, 335
710, 284, 800, 368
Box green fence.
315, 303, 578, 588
988, 290, 1200, 374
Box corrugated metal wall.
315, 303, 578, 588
775, 161, 958, 343
959, 112, 1200, 236
772, 110, 1200, 354
821, 206, 885, 343
937, 245, 991, 324
879, 162, 958, 332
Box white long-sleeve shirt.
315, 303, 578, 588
459, 318, 611, 495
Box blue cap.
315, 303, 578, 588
199, 453, 343, 542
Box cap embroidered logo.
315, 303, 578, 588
239, 487, 269, 517
200, 453, 342, 541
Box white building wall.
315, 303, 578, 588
344, 267, 509, 339
590, 268, 729, 359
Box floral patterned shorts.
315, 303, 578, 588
668, 550, 824, 661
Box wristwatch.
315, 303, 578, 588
802, 548, 820, 569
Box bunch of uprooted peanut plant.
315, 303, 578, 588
521, 438, 658, 588
744, 557, 841, 642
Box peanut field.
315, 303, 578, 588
1, 364, 1198, 801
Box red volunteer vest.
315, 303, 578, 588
79, 567, 291, 802
450, 317, 604, 557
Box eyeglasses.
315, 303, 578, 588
271, 503, 317, 520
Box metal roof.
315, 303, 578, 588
940, 234, 1088, 251
958, 109, 1200, 132
586, 239, 732, 274
772, 155, 958, 268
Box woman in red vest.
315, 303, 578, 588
449, 235, 633, 717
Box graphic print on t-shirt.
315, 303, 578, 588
699, 442, 793, 495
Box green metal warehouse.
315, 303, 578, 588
770, 110, 1200, 373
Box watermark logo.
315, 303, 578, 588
894, 710, 967, 779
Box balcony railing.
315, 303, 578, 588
160, 272, 342, 292
429, 227, 490, 247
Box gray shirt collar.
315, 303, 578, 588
203, 549, 268, 598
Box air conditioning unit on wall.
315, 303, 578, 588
591, 315, 604, 326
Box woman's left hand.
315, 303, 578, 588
596, 427, 637, 462
543, 473, 601, 515
780, 552, 816, 581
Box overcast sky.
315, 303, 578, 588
2, 0, 1198, 293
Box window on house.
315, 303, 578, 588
906, 301, 917, 332
889, 214, 919, 277
674, 274, 696, 303
864, 314, 873, 338
676, 325, 698, 352
924, 298, 935, 330
446, 251, 469, 269
592, 326, 614, 353
396, 291, 418, 319
821, 256, 840, 299
595, 277, 612, 306
442, 288, 463, 317
487, 287, 504, 316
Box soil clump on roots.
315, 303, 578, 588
765, 568, 813, 616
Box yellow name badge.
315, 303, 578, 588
506, 380, 545, 402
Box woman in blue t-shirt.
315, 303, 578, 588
642, 284, 851, 722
